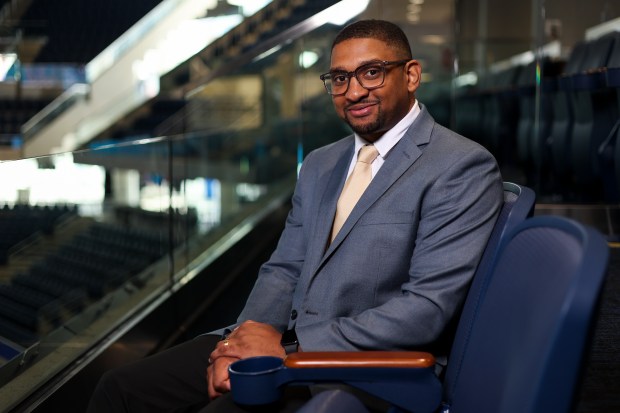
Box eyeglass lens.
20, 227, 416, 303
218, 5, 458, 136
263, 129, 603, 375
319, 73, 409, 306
326, 62, 386, 95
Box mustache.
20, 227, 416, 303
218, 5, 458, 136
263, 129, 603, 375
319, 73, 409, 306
345, 99, 380, 110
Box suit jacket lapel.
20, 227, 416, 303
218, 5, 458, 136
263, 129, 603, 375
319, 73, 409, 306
303, 139, 355, 275
320, 106, 435, 266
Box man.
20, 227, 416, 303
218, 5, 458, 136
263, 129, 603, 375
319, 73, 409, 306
88, 19, 502, 413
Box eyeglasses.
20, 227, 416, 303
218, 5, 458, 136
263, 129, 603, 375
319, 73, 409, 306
319, 59, 410, 96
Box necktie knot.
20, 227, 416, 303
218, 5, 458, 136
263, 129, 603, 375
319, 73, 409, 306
358, 145, 379, 164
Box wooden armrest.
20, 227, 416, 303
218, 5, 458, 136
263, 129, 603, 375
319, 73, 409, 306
284, 351, 435, 369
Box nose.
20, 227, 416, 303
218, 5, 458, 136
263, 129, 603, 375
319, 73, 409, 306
345, 75, 369, 101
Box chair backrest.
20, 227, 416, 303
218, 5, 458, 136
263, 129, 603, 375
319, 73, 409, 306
446, 216, 609, 413
580, 33, 616, 72
608, 32, 620, 69
442, 182, 535, 402
564, 40, 589, 75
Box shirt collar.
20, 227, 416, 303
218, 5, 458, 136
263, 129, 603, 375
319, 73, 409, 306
353, 100, 420, 158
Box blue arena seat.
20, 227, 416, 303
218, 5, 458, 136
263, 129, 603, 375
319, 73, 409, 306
470, 67, 521, 163
515, 57, 564, 187
599, 34, 620, 199
454, 84, 483, 145
549, 40, 588, 186
487, 66, 522, 163
568, 32, 619, 196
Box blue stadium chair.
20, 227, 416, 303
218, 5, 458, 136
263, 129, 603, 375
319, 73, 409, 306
598, 34, 620, 200
549, 40, 588, 185
486, 66, 522, 163
469, 74, 495, 151
568, 32, 619, 195
453, 84, 483, 145
439, 182, 534, 398
516, 60, 539, 168
470, 67, 521, 163
515, 58, 564, 188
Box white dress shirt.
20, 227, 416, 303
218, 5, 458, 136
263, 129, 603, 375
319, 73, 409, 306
346, 100, 421, 179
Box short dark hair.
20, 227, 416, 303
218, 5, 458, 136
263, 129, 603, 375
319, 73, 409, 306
332, 19, 412, 59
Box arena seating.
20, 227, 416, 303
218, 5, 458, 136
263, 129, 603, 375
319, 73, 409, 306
543, 32, 620, 200
483, 66, 522, 164
0, 204, 77, 264
568, 32, 619, 194
454, 83, 483, 148
0, 207, 180, 347
453, 64, 524, 165
515, 57, 564, 187
452, 29, 620, 201
598, 34, 620, 199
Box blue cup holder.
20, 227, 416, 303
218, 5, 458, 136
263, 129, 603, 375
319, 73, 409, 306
229, 356, 285, 405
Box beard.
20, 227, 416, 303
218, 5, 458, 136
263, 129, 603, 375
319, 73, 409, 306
344, 104, 384, 137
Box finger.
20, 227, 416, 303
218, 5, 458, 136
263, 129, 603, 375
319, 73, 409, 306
212, 358, 234, 394
206, 365, 222, 400
227, 325, 241, 338
210, 340, 231, 361
214, 375, 231, 394
232, 320, 259, 336
216, 338, 230, 352
211, 338, 243, 361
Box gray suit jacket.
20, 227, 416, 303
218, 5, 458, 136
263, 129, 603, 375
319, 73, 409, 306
226, 105, 503, 354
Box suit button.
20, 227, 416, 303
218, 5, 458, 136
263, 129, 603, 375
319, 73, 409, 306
290, 309, 298, 320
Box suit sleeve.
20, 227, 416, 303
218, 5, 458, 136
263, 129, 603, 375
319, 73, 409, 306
232, 151, 317, 332
296, 145, 503, 351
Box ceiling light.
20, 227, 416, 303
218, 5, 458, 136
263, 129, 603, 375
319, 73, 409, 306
407, 4, 421, 13
299, 50, 320, 69
407, 12, 420, 23
324, 0, 370, 25
421, 35, 447, 45
227, 0, 271, 16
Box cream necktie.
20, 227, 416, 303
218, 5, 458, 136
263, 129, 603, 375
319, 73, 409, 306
331, 144, 379, 242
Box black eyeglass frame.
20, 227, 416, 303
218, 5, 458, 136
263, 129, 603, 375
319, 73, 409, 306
319, 59, 411, 96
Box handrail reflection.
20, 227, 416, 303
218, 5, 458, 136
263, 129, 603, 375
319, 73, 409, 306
20, 84, 90, 141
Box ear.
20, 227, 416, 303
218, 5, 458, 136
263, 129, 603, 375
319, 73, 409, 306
405, 60, 422, 93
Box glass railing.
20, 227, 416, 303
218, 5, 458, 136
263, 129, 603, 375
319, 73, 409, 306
0, 17, 348, 399
0, 132, 297, 411
0, 4, 365, 407
20, 83, 90, 141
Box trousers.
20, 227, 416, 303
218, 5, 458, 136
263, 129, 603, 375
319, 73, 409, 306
87, 334, 311, 413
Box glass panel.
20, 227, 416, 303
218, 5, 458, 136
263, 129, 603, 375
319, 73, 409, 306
451, 0, 619, 201
0, 129, 300, 408
360, 0, 456, 128
0, 141, 170, 409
